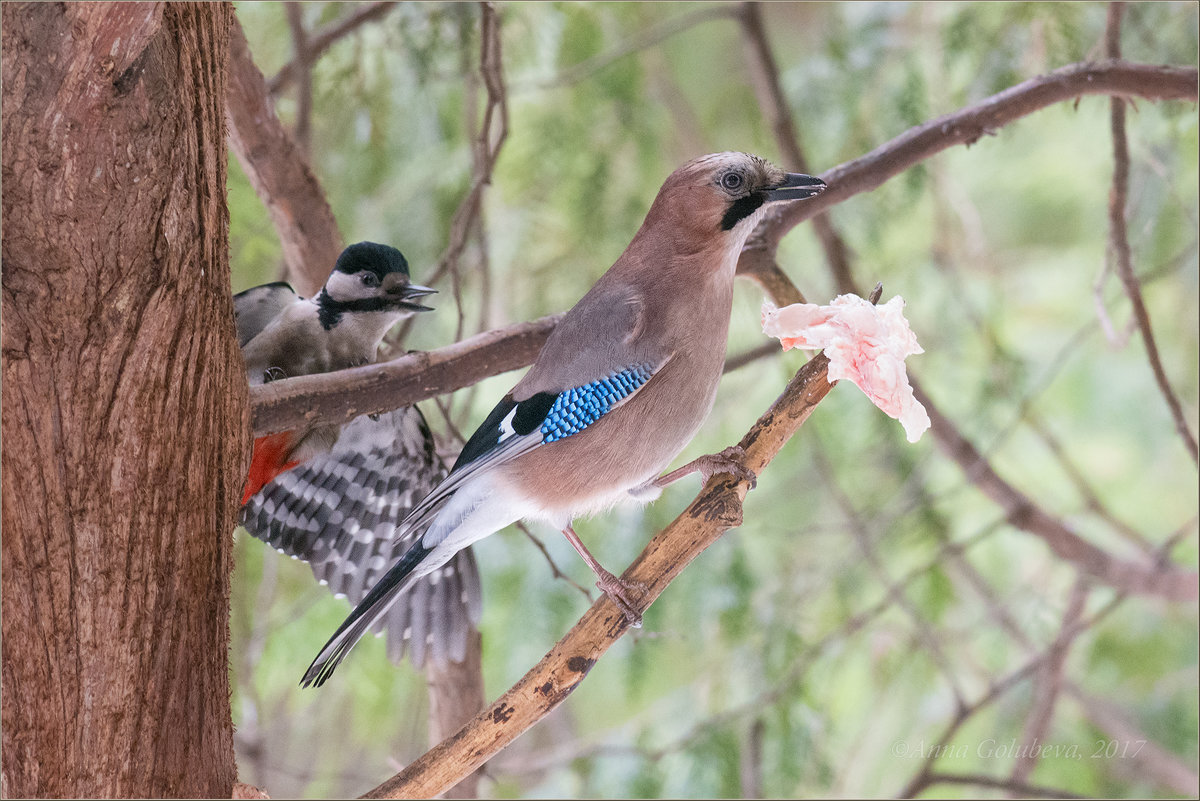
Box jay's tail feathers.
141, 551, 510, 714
301, 474, 520, 686
301, 538, 434, 687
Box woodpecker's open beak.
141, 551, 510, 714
763, 172, 826, 201
395, 282, 437, 312
380, 272, 437, 312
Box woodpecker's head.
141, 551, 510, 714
649, 152, 826, 242
321, 242, 436, 313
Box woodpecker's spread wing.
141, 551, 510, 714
233, 281, 300, 347
240, 406, 482, 668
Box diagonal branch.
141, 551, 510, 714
362, 352, 838, 798
757, 60, 1198, 253
226, 15, 343, 296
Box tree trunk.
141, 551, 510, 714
2, 3, 243, 797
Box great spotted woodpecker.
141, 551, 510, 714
236, 241, 481, 668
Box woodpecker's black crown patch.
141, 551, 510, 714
335, 241, 411, 280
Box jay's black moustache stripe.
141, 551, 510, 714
720, 192, 766, 230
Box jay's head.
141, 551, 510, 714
322, 241, 436, 313
653, 152, 826, 240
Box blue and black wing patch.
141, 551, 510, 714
540, 364, 655, 443
454, 363, 656, 468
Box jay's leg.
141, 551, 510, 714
629, 445, 757, 502
561, 524, 644, 627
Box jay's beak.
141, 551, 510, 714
763, 172, 826, 201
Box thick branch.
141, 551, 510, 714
226, 16, 342, 296
251, 314, 560, 436
363, 354, 837, 798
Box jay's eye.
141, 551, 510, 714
720, 172, 744, 192
361, 273, 380, 287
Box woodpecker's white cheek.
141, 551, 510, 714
324, 270, 374, 302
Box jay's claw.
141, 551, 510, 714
696, 445, 757, 489
594, 570, 645, 628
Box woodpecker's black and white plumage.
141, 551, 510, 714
236, 241, 482, 668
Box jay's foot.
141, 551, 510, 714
690, 446, 758, 489
594, 568, 645, 628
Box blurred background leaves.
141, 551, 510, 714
229, 2, 1197, 797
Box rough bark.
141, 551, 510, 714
2, 3, 243, 797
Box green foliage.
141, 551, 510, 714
228, 2, 1198, 798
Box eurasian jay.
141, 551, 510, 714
236, 242, 481, 668
302, 153, 826, 686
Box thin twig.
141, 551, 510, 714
515, 522, 595, 602
1103, 4, 1198, 464
267, 2, 399, 94
737, 1, 855, 293
526, 4, 739, 92
920, 772, 1086, 799
1064, 683, 1200, 796
812, 439, 969, 708
283, 3, 312, 158
423, 2, 508, 290
900, 592, 1127, 798
1009, 579, 1089, 789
